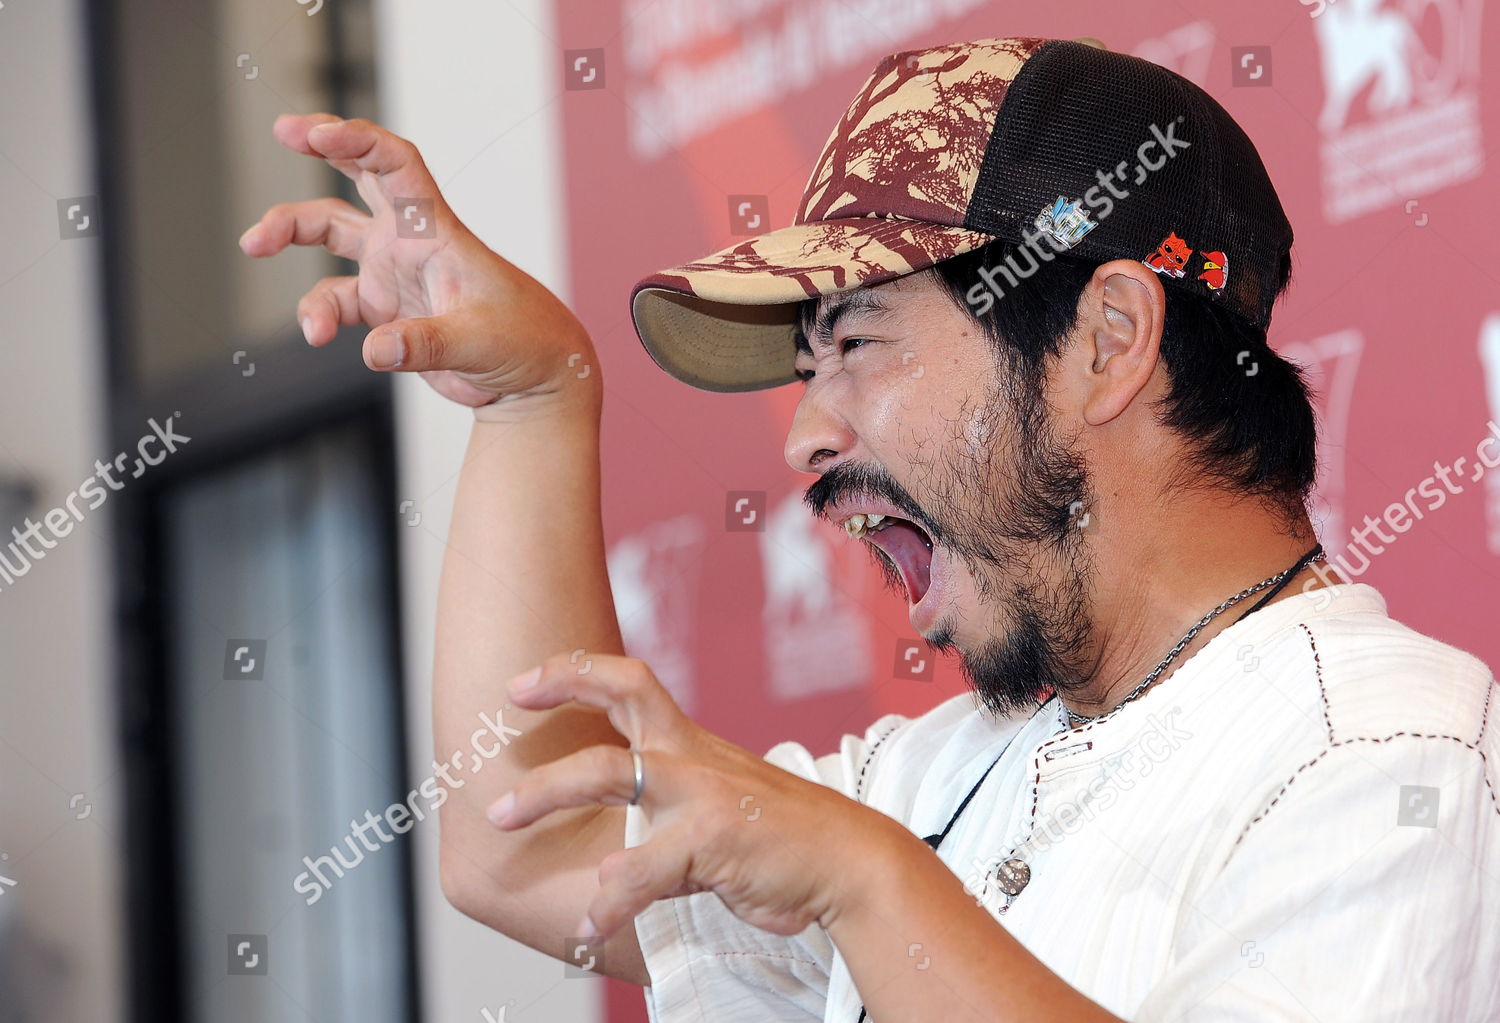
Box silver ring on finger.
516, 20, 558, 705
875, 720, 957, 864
629, 748, 645, 806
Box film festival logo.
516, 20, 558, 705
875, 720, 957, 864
1278, 328, 1366, 547
758, 491, 873, 702
1312, 0, 1484, 223
606, 515, 707, 715
1132, 21, 1217, 86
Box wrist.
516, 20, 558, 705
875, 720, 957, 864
821, 812, 933, 934
472, 373, 602, 427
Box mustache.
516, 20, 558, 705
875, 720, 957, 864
803, 462, 942, 542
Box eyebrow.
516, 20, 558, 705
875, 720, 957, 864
793, 289, 889, 356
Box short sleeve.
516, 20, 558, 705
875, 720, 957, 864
1134, 735, 1500, 1022
628, 711, 915, 1023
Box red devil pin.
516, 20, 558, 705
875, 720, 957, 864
1143, 233, 1194, 279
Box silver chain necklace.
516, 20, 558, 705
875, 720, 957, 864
1063, 549, 1327, 729
966, 546, 1329, 918
857, 548, 1328, 1018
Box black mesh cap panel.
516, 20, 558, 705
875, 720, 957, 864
963, 39, 1294, 328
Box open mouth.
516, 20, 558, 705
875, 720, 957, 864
841, 512, 935, 604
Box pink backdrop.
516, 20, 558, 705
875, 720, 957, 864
548, 4, 1498, 1016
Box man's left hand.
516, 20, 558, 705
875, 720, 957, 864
487, 652, 910, 941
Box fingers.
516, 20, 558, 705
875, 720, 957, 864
296, 276, 366, 347
507, 654, 686, 750
488, 745, 666, 831
363, 307, 509, 375
582, 841, 695, 940
271, 113, 442, 217
304, 117, 436, 195
240, 197, 369, 261
271, 112, 346, 157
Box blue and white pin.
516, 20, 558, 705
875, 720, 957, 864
1034, 196, 1097, 250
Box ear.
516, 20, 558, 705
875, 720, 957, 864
1078, 259, 1166, 426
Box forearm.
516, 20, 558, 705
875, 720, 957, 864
826, 820, 1121, 1022
434, 383, 627, 884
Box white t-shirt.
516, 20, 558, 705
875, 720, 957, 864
625, 584, 1500, 1021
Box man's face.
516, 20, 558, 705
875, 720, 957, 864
787, 270, 1095, 716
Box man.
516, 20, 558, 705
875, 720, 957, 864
241, 37, 1498, 1022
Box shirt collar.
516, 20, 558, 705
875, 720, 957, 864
1038, 582, 1388, 736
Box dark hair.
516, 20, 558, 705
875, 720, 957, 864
928, 240, 1317, 517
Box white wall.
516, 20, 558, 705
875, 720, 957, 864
0, 1, 122, 1021
371, 1, 601, 1020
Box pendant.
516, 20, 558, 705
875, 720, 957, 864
995, 857, 1030, 896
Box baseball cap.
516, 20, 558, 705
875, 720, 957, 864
629, 37, 1294, 392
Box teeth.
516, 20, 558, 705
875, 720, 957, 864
842, 513, 891, 538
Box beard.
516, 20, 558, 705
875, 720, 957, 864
927, 370, 1098, 717
806, 363, 1097, 719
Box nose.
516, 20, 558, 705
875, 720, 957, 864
784, 385, 856, 474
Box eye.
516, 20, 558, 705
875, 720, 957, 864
840, 337, 871, 355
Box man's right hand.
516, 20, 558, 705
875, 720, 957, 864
239, 113, 596, 412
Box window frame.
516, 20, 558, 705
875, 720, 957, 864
82, 1, 422, 1019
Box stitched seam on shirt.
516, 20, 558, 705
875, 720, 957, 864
1231, 731, 1500, 852
668, 896, 706, 1006
1005, 701, 1078, 862
699, 949, 823, 969
648, 939, 821, 1019
1053, 612, 1314, 736
1479, 677, 1494, 747
1028, 699, 1100, 830
1298, 622, 1336, 744
854, 721, 906, 804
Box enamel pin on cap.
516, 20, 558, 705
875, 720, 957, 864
1034, 196, 1098, 250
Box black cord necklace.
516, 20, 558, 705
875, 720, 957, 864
852, 544, 1325, 1022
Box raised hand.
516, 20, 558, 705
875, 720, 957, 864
239, 113, 596, 411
